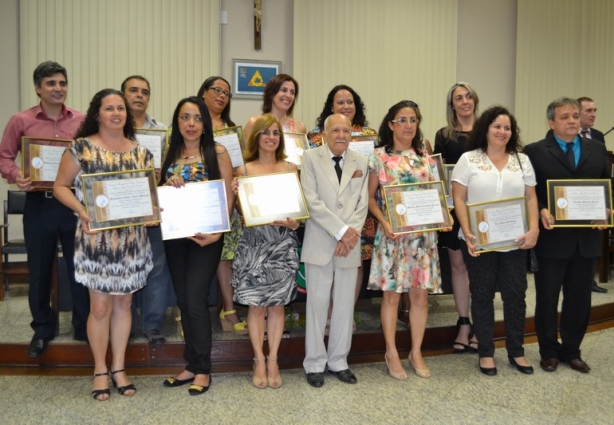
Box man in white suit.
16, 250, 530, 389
301, 114, 369, 387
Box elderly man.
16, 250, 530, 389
121, 75, 173, 344
0, 61, 89, 356
524, 97, 610, 374
301, 113, 369, 387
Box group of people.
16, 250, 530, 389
0, 61, 609, 401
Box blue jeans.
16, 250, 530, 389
132, 226, 174, 333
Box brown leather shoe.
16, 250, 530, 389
566, 358, 590, 373
539, 358, 559, 372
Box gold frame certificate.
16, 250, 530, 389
81, 168, 160, 231
546, 179, 613, 227
349, 135, 378, 157
135, 128, 167, 169
467, 196, 528, 253
157, 180, 231, 240
283, 133, 310, 167
237, 171, 309, 227
382, 181, 452, 234
214, 126, 245, 168
429, 154, 445, 193
21, 137, 71, 189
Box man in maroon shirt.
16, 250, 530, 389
0, 61, 89, 357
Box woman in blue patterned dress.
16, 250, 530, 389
368, 100, 448, 381
54, 89, 154, 400
231, 114, 300, 389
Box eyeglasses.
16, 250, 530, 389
179, 114, 203, 123
208, 86, 232, 99
260, 129, 281, 137
391, 117, 419, 125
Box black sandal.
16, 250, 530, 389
111, 369, 137, 396
91, 372, 110, 401
453, 317, 473, 354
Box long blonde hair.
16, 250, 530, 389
243, 114, 287, 163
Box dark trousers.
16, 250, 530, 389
165, 237, 222, 374
461, 242, 527, 358
23, 193, 89, 339
534, 249, 593, 361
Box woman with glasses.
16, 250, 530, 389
197, 77, 248, 336
434, 82, 480, 354
243, 74, 306, 140
231, 114, 300, 389
368, 100, 446, 381
161, 97, 234, 395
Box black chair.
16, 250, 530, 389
0, 190, 28, 300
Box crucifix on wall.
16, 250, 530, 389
254, 0, 262, 50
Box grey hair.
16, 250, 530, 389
546, 97, 580, 121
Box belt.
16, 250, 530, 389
26, 190, 55, 199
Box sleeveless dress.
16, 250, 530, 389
231, 162, 299, 306
69, 138, 154, 294
367, 147, 443, 294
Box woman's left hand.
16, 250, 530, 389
271, 217, 300, 230
188, 232, 222, 247
516, 228, 539, 250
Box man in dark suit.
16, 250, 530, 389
525, 97, 610, 374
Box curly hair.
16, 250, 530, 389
467, 105, 521, 153
262, 74, 299, 116
314, 85, 368, 129
160, 97, 221, 184
196, 76, 236, 127
443, 82, 480, 140
75, 89, 136, 140
378, 100, 424, 156
243, 114, 287, 163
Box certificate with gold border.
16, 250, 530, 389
157, 180, 231, 240
282, 133, 310, 167
443, 164, 455, 207
135, 128, 168, 169
467, 197, 527, 253
81, 168, 160, 231
214, 126, 245, 168
237, 171, 309, 227
430, 154, 445, 193
21, 137, 71, 189
546, 179, 613, 227
349, 135, 378, 157
382, 181, 452, 234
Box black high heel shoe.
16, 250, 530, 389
111, 369, 137, 396
91, 371, 110, 401
479, 358, 497, 376
453, 317, 472, 353
509, 357, 534, 375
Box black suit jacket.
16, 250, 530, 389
545, 127, 605, 142
524, 135, 610, 259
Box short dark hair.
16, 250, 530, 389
196, 76, 236, 127
546, 97, 580, 121
314, 85, 368, 129
262, 74, 299, 116
120, 75, 151, 93
467, 105, 521, 153
378, 100, 423, 155
75, 89, 136, 140
33, 61, 67, 88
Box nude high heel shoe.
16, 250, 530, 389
384, 354, 407, 381
267, 357, 282, 389
252, 358, 267, 389
408, 351, 431, 379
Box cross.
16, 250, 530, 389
254, 0, 262, 50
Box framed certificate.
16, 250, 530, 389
21, 137, 71, 189
157, 180, 231, 240
237, 171, 309, 227
546, 179, 613, 227
443, 164, 455, 199
81, 169, 160, 231
349, 135, 378, 157
429, 154, 445, 191
382, 181, 452, 234
214, 126, 245, 168
283, 133, 310, 167
135, 128, 167, 169
467, 197, 528, 253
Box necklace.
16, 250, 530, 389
181, 154, 200, 160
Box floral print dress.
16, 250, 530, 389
367, 147, 443, 294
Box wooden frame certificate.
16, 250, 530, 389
283, 133, 310, 167
157, 180, 231, 240
135, 129, 167, 168
382, 181, 452, 234
349, 135, 378, 157
237, 171, 309, 227
214, 126, 245, 168
467, 197, 528, 253
81, 169, 160, 231
546, 179, 613, 227
21, 137, 71, 189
